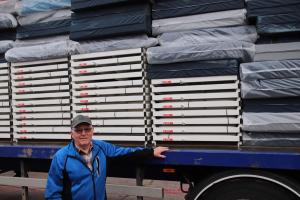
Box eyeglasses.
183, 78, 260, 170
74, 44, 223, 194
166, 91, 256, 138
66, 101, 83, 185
73, 127, 93, 134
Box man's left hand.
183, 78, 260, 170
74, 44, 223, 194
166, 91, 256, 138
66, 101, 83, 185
153, 147, 169, 158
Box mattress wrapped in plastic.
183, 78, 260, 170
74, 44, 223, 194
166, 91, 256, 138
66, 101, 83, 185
0, 40, 14, 53
0, 0, 17, 14
73, 35, 158, 54
147, 59, 239, 79
17, 19, 71, 39
240, 60, 300, 81
152, 9, 247, 36
147, 41, 254, 64
242, 132, 300, 147
0, 29, 16, 40
255, 42, 300, 61
17, 9, 71, 26
0, 14, 17, 29
16, 0, 71, 16
257, 13, 300, 35
241, 78, 300, 99
5, 40, 77, 62
247, 0, 300, 19
152, 0, 245, 20
70, 3, 151, 41
158, 26, 257, 47
15, 35, 70, 47
71, 0, 145, 11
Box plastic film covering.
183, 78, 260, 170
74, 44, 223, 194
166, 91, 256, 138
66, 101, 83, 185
152, 9, 247, 36
257, 13, 300, 35
158, 26, 257, 47
71, 0, 145, 11
70, 3, 151, 41
5, 40, 77, 62
147, 41, 254, 64
17, 19, 71, 39
152, 0, 245, 20
242, 132, 300, 147
73, 35, 158, 54
0, 40, 14, 53
147, 60, 239, 79
0, 14, 17, 29
15, 35, 70, 47
240, 60, 300, 81
17, 9, 71, 26
0, 0, 17, 14
241, 78, 300, 99
0, 29, 16, 40
0, 54, 5, 63
16, 0, 71, 16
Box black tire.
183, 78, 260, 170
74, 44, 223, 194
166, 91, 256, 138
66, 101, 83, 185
186, 170, 300, 200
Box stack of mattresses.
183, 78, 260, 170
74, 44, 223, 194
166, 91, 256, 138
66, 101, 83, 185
146, 26, 257, 145
11, 58, 71, 140
240, 60, 300, 147
5, 0, 76, 63
70, 0, 157, 55
0, 63, 10, 139
152, 0, 247, 35
71, 48, 149, 143
0, 0, 17, 63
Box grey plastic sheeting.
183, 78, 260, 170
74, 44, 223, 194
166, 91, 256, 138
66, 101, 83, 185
240, 60, 300, 81
152, 9, 246, 36
241, 78, 300, 99
0, 40, 14, 54
5, 40, 77, 62
73, 35, 158, 54
15, 35, 70, 47
242, 112, 300, 133
16, 0, 71, 16
0, 0, 17, 14
242, 132, 300, 147
158, 26, 257, 47
0, 14, 17, 29
147, 41, 255, 64
17, 9, 71, 26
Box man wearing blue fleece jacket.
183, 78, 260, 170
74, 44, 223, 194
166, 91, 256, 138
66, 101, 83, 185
45, 115, 168, 200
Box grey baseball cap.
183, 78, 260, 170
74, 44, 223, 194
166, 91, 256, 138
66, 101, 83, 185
71, 115, 92, 128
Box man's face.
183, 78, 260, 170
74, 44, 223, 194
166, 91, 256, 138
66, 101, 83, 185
71, 123, 94, 148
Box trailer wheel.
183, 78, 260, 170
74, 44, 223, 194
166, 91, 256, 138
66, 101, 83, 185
186, 170, 300, 200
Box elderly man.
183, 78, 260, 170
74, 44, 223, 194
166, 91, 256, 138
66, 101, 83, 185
45, 115, 168, 200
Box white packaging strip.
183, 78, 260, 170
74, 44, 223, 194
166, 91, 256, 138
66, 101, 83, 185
71, 48, 142, 61
73, 103, 144, 112
73, 87, 143, 97
12, 78, 69, 87
0, 102, 9, 107
153, 134, 239, 142
73, 80, 143, 90
13, 112, 71, 120
14, 126, 70, 133
151, 75, 238, 85
14, 106, 70, 113
0, 107, 10, 113
13, 120, 70, 126
0, 120, 10, 126
153, 100, 239, 109
11, 63, 68, 74
0, 96, 9, 100
71, 71, 142, 82
152, 9, 247, 35
0, 63, 8, 68
13, 92, 70, 100
74, 95, 143, 104
0, 133, 10, 138
11, 71, 68, 80
151, 82, 238, 93
71, 56, 142, 68
72, 64, 142, 75
11, 58, 68, 67
73, 111, 144, 119
153, 91, 239, 101
12, 99, 70, 107
0, 82, 8, 87
153, 117, 240, 125
93, 135, 145, 141
0, 115, 9, 119
12, 85, 70, 94
153, 126, 239, 133
92, 127, 145, 134
0, 127, 10, 132
87, 119, 145, 126
0, 68, 8, 75
0, 88, 8, 94
15, 134, 71, 140
0, 76, 9, 82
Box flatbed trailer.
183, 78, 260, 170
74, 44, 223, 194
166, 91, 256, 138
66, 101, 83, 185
1, 145, 300, 200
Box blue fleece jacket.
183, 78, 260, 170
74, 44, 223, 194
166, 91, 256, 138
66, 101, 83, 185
45, 140, 145, 200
